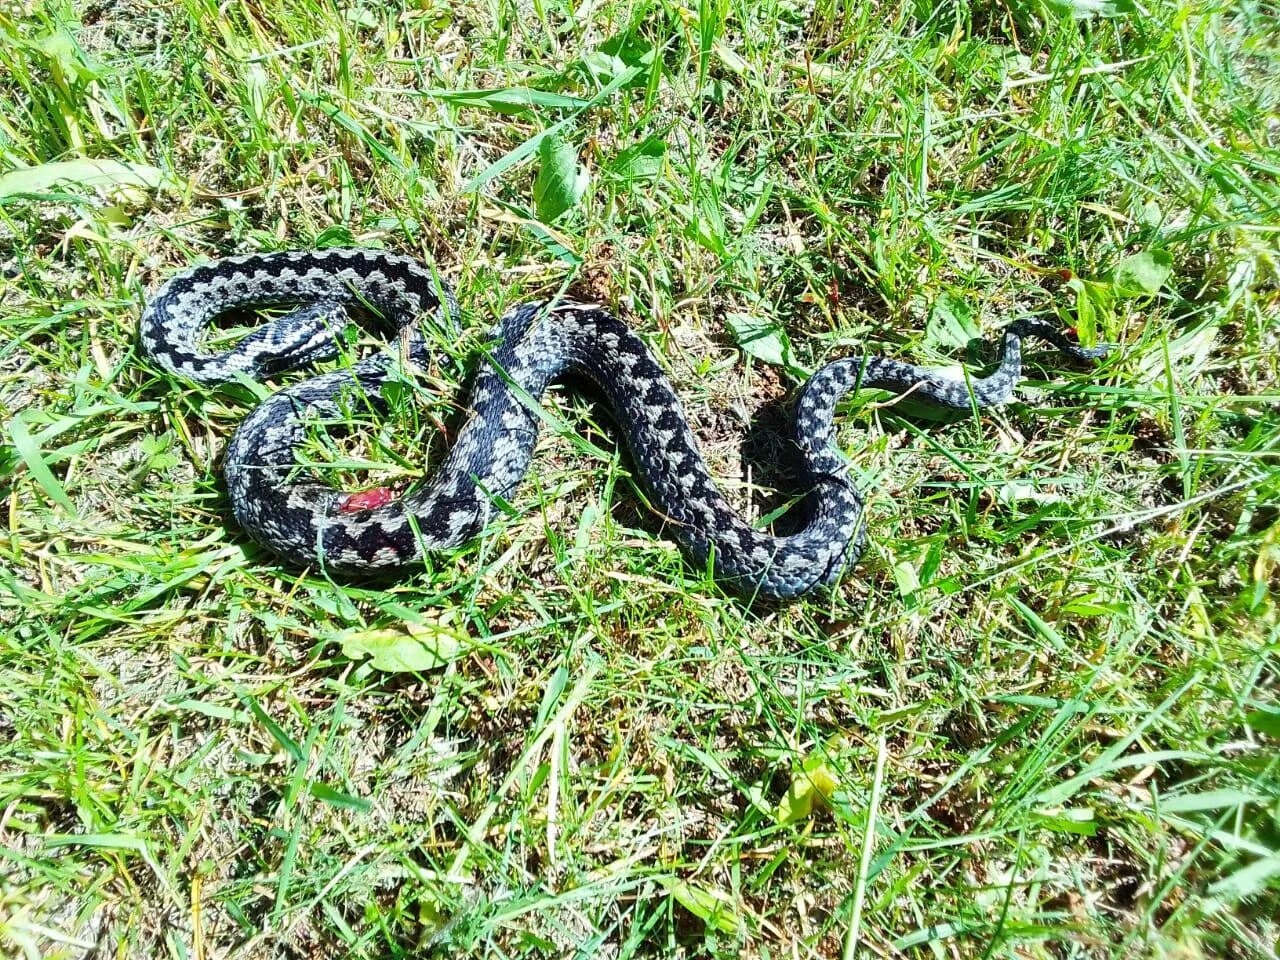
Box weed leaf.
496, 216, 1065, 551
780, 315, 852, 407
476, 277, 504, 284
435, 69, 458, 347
726, 312, 804, 374
339, 621, 467, 672
533, 135, 588, 222
1112, 250, 1173, 298
776, 754, 841, 824
926, 292, 980, 350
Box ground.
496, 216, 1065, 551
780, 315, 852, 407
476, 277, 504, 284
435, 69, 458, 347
1, 0, 1278, 957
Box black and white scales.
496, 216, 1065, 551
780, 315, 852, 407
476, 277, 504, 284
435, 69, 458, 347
139, 248, 1111, 599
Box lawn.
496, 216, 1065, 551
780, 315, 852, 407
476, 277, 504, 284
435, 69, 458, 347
1, 0, 1278, 956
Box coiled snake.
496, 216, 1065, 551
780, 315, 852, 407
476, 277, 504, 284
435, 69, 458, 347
139, 248, 1111, 599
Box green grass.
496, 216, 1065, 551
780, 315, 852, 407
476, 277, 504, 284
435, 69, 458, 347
1, 0, 1278, 956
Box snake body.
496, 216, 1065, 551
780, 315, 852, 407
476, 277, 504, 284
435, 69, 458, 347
139, 248, 1110, 599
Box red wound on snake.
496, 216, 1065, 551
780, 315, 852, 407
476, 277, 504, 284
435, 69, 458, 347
338, 487, 397, 513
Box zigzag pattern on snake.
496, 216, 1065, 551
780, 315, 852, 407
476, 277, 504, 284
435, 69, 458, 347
139, 248, 1111, 599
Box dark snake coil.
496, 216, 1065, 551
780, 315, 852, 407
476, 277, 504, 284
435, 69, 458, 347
139, 248, 1111, 599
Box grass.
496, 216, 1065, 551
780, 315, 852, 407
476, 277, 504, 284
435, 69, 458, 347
1, 0, 1278, 956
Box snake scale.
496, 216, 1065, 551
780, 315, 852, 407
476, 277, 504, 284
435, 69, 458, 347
139, 248, 1111, 599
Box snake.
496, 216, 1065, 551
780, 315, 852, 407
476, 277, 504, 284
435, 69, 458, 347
138, 247, 1112, 599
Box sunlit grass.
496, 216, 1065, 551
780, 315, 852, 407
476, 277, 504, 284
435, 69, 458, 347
1, 0, 1277, 957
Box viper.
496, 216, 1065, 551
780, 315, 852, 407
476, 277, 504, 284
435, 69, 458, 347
139, 247, 1111, 599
